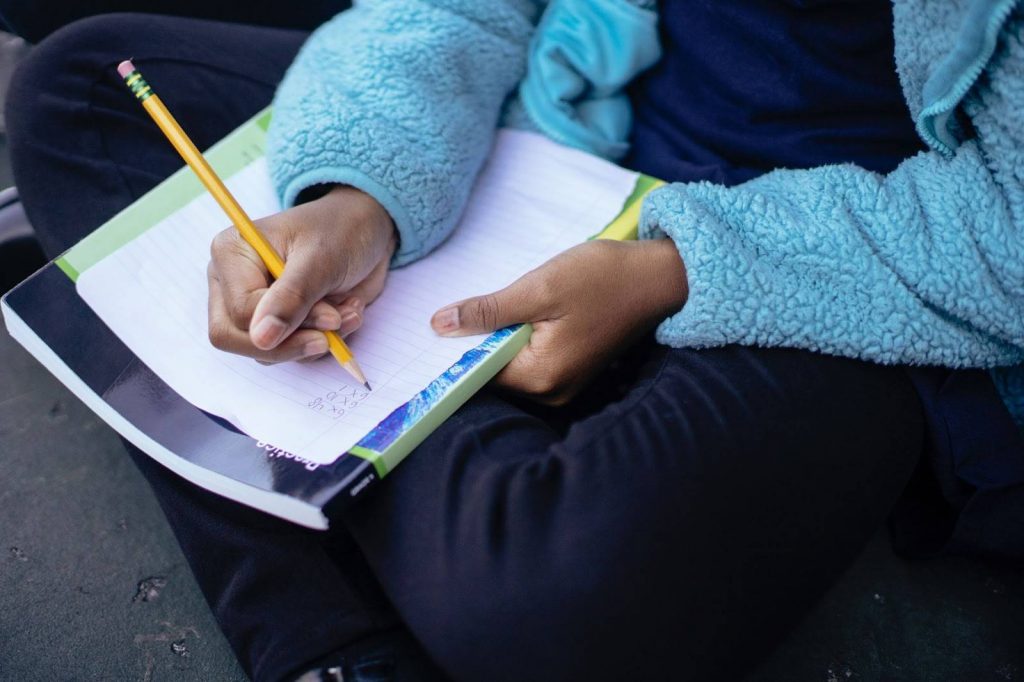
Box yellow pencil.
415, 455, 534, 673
117, 59, 370, 390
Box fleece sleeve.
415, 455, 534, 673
639, 13, 1024, 369
266, 0, 542, 266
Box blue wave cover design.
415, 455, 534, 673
355, 326, 519, 452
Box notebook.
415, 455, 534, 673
1, 108, 661, 528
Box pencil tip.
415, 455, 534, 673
363, 381, 372, 391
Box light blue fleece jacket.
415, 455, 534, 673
267, 0, 1024, 425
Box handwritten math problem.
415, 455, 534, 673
307, 384, 372, 419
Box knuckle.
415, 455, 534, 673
210, 229, 235, 259
592, 238, 619, 256
228, 307, 251, 331
271, 280, 311, 312
235, 291, 261, 323
259, 351, 286, 365
529, 372, 561, 398
542, 392, 571, 408
587, 238, 619, 261
298, 352, 329, 364
207, 322, 228, 350
547, 383, 577, 407
471, 295, 501, 330
528, 358, 574, 400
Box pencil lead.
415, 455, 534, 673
363, 381, 372, 392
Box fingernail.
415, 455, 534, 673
339, 311, 361, 336
252, 315, 287, 348
433, 306, 460, 335
314, 313, 340, 331
303, 336, 329, 357
341, 296, 364, 312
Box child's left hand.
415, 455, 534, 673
430, 239, 688, 405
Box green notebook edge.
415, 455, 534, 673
57, 108, 273, 281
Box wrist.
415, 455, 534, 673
632, 239, 688, 320
320, 184, 398, 257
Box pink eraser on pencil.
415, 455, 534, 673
117, 60, 135, 78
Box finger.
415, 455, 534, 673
491, 345, 542, 395
333, 301, 364, 338
221, 326, 330, 363
311, 296, 362, 339
209, 272, 330, 362
301, 300, 344, 331
298, 309, 365, 361
340, 255, 389, 309
297, 353, 330, 364
249, 246, 334, 351
322, 251, 389, 338
321, 259, 385, 339
490, 331, 563, 398
292, 310, 361, 362
209, 265, 342, 333
431, 270, 549, 337
333, 295, 365, 320
492, 347, 582, 407
209, 230, 271, 331
489, 319, 593, 406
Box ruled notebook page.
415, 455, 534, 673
77, 130, 639, 464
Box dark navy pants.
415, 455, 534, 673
6, 13, 926, 682
0, 0, 345, 43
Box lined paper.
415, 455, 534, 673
77, 130, 639, 464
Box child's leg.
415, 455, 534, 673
0, 1, 347, 43
6, 12, 308, 256
341, 344, 924, 681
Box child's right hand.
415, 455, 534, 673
206, 185, 396, 364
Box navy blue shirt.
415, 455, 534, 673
625, 0, 924, 185
623, 0, 1024, 559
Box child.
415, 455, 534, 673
7, 1, 1023, 680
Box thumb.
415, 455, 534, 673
250, 250, 332, 350
431, 275, 546, 337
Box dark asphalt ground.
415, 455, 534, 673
1, 309, 247, 680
